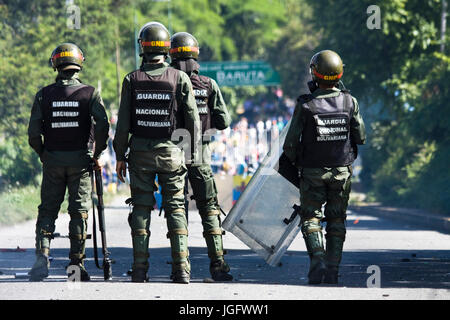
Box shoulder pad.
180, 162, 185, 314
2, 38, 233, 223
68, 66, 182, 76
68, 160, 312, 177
80, 83, 95, 90
128, 68, 142, 79
198, 74, 212, 85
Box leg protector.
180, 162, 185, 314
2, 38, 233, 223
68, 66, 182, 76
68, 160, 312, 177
128, 205, 151, 271
35, 213, 57, 255
166, 208, 190, 273
68, 211, 89, 262
200, 210, 232, 281
200, 210, 225, 260
301, 218, 325, 263
301, 217, 326, 284
325, 218, 346, 268
301, 217, 327, 284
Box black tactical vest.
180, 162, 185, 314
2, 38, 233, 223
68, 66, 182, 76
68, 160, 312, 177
129, 68, 180, 138
190, 73, 213, 133
298, 92, 357, 167
41, 83, 94, 151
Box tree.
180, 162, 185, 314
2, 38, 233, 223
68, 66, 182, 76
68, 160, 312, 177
0, 0, 122, 186
305, 0, 450, 213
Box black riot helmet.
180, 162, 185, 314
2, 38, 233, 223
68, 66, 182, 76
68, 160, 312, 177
138, 22, 171, 56
309, 50, 344, 86
49, 43, 85, 71
170, 32, 199, 60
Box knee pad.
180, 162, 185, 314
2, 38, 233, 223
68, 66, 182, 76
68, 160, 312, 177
165, 208, 187, 230
300, 217, 324, 257
166, 228, 188, 239
128, 205, 151, 230
36, 213, 57, 235
69, 211, 88, 235
202, 228, 224, 238
69, 212, 89, 219
300, 217, 322, 237
200, 210, 221, 229
190, 176, 217, 202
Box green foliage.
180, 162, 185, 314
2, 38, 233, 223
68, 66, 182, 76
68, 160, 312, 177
308, 0, 450, 214
0, 126, 41, 186
219, 0, 286, 60
0, 184, 41, 225
266, 0, 317, 97
306, 0, 441, 106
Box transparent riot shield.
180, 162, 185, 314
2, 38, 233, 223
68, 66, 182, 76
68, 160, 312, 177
222, 120, 302, 266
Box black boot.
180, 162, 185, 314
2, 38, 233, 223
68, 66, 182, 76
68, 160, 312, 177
172, 269, 190, 284
131, 267, 149, 283
67, 260, 90, 282
210, 259, 233, 281
29, 253, 50, 282
308, 260, 327, 285
324, 219, 346, 285
323, 266, 339, 284
301, 218, 326, 284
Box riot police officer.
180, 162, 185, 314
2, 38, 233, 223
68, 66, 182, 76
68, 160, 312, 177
283, 50, 366, 284
170, 32, 233, 281
27, 43, 110, 281
113, 22, 201, 283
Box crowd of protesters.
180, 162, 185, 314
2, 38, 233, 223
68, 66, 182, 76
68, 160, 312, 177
210, 92, 296, 176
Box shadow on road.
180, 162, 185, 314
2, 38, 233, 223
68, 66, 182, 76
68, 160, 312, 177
1, 246, 449, 289
348, 205, 450, 235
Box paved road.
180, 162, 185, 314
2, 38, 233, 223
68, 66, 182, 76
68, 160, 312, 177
0, 195, 449, 300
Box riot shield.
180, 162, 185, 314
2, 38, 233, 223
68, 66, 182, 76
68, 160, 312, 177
222, 120, 302, 266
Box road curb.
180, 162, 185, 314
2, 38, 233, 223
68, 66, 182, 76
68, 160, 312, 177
349, 204, 450, 234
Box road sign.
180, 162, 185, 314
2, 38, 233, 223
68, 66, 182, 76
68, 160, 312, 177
199, 60, 280, 87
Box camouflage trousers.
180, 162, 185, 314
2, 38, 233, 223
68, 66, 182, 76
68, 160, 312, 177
127, 148, 189, 273
299, 166, 352, 269
35, 164, 91, 262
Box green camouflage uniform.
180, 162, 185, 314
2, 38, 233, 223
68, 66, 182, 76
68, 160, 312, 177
113, 62, 200, 276
27, 71, 109, 274
283, 87, 366, 277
